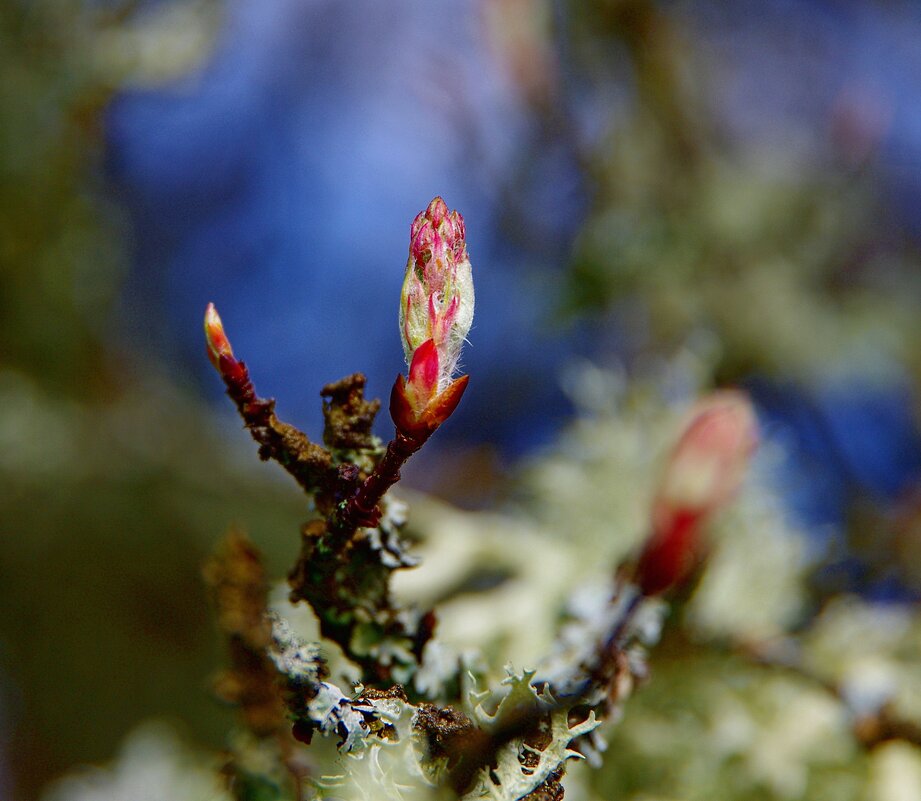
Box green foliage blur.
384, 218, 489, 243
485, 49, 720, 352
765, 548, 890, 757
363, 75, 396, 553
0, 3, 305, 797
549, 3, 921, 386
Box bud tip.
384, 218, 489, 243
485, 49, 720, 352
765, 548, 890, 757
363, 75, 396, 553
204, 302, 234, 372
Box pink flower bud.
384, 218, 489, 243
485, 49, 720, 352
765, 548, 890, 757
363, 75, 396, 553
636, 390, 758, 596
653, 391, 758, 526
400, 197, 474, 390
393, 197, 474, 441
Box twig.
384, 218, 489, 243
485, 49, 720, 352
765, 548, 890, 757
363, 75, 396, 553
217, 355, 336, 499
332, 431, 422, 533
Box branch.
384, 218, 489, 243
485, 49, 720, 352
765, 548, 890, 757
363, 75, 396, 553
332, 430, 421, 533
205, 304, 336, 499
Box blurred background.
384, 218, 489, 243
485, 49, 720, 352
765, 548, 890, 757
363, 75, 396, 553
3, 0, 921, 798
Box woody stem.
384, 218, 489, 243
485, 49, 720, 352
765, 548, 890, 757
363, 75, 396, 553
333, 430, 427, 534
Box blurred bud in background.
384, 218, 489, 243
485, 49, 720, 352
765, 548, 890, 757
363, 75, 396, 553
637, 391, 758, 596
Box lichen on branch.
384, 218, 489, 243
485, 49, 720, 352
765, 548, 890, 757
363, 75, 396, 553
199, 199, 766, 801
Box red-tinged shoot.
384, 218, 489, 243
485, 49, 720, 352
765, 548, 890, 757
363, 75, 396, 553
204, 302, 234, 372
204, 302, 251, 392
392, 197, 474, 441
636, 390, 759, 596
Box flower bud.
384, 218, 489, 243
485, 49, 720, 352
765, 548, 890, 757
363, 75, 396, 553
636, 390, 758, 596
392, 198, 474, 441
653, 391, 758, 527
400, 196, 474, 390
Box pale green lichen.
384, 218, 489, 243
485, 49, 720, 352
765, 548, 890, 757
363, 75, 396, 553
460, 668, 601, 801
802, 597, 921, 724
41, 358, 921, 801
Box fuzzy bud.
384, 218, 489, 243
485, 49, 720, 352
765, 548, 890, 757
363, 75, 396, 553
392, 197, 473, 441
400, 196, 474, 389
636, 390, 758, 596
